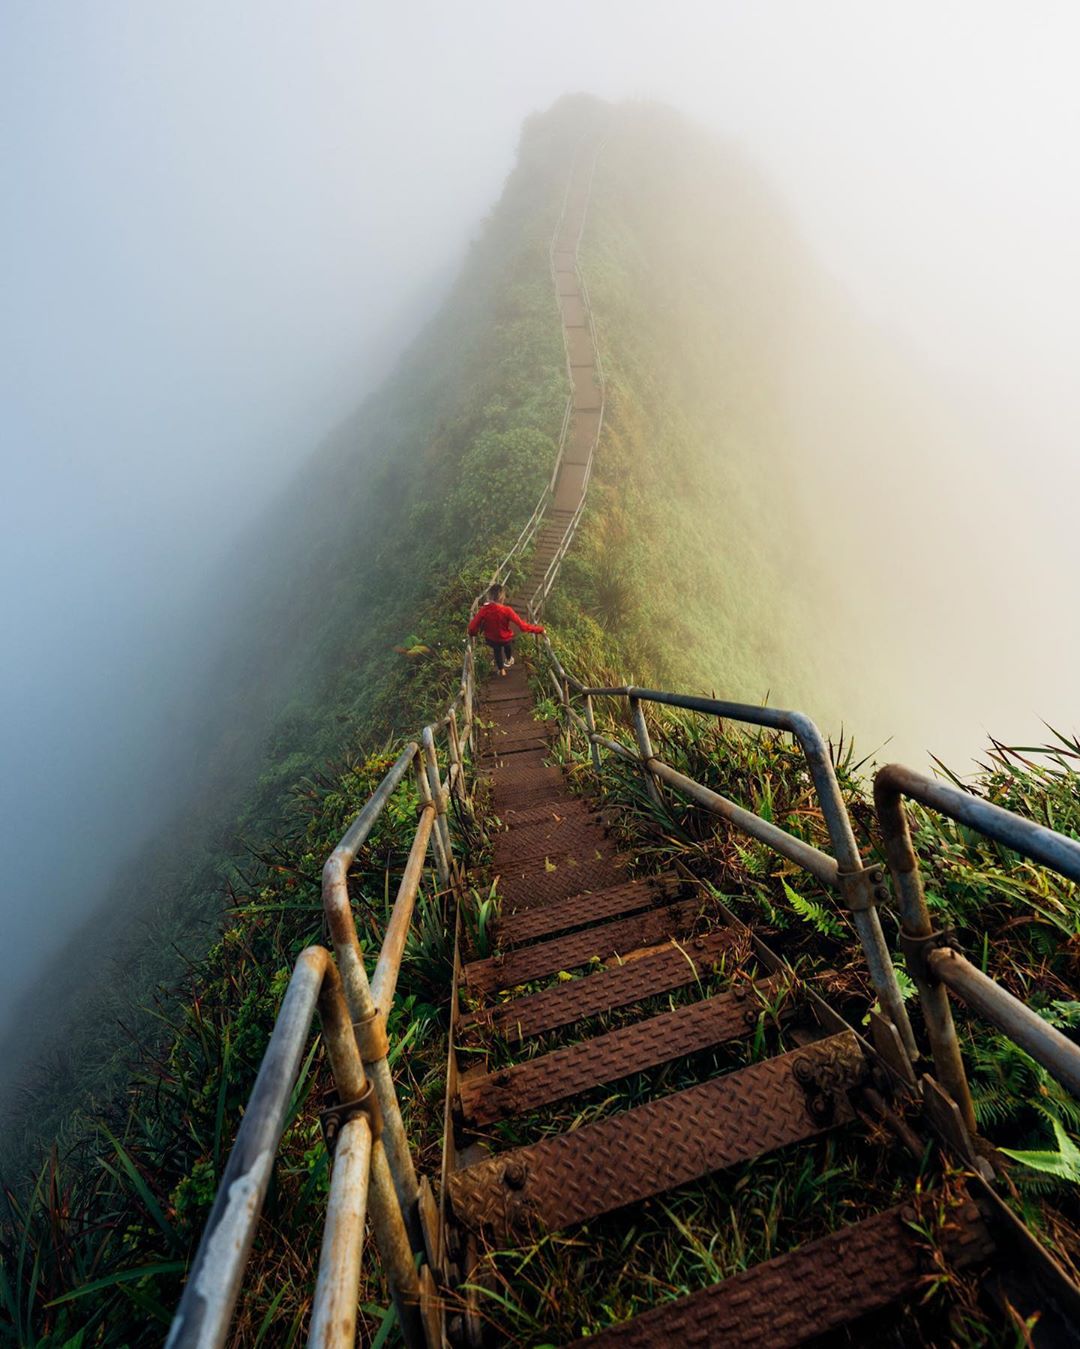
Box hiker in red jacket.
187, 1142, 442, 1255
468, 583, 545, 677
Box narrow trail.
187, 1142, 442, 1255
443, 660, 1008, 1345
522, 143, 604, 610
168, 130, 1080, 1349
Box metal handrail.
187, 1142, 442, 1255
170, 640, 475, 1349
537, 638, 916, 1056
528, 142, 607, 616
540, 636, 1080, 1137
168, 948, 423, 1349
874, 763, 1080, 1132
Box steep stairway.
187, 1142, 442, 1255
521, 145, 604, 610
441, 660, 1021, 1347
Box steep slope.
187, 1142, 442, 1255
0, 95, 601, 1168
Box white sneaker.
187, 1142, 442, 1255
506, 656, 515, 668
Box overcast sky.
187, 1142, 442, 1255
3, 1, 1080, 1019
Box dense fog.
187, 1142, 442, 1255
3, 2, 1078, 1042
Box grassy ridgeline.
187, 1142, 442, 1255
4, 96, 1079, 1342
0, 100, 590, 1181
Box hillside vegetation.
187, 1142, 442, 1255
3, 96, 1079, 1345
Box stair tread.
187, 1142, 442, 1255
566, 1192, 994, 1348
464, 897, 715, 995
462, 929, 742, 1042
458, 976, 787, 1126
447, 1032, 866, 1240
496, 876, 681, 946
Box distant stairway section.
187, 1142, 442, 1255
522, 140, 606, 613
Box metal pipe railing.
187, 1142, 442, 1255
540, 649, 917, 1059
874, 763, 1080, 1128
168, 948, 426, 1349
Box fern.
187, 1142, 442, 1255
782, 881, 843, 939
1000, 1118, 1080, 1184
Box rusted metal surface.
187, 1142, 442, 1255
496, 852, 629, 910
461, 930, 742, 1042
499, 798, 597, 829
568, 1193, 994, 1348
448, 1033, 866, 1241
458, 978, 786, 1126
308, 1116, 373, 1347
496, 876, 681, 947
464, 898, 713, 995
492, 814, 610, 869
876, 761, 1080, 1112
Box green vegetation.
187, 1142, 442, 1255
3, 94, 1079, 1346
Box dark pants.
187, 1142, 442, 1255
486, 639, 513, 670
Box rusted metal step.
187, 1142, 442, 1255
498, 799, 597, 830
492, 814, 609, 868
458, 976, 788, 1126
490, 762, 565, 806
496, 853, 629, 910
448, 1032, 867, 1241
465, 897, 709, 995
461, 929, 742, 1042
495, 876, 682, 946
566, 1190, 994, 1347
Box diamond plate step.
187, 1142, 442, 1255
448, 1033, 867, 1241
566, 1191, 995, 1347
496, 876, 684, 947
464, 897, 710, 995
492, 816, 610, 869
461, 929, 742, 1042
458, 977, 787, 1126
498, 800, 597, 830
495, 853, 630, 910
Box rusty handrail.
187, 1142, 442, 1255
874, 763, 1080, 1132
173, 634, 474, 1349
168, 949, 428, 1349
540, 638, 1080, 1135
537, 643, 917, 1059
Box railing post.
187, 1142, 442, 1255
313, 960, 431, 1349
584, 694, 601, 771
447, 708, 468, 809
464, 646, 476, 755
414, 754, 451, 891
560, 677, 572, 757
321, 862, 425, 1258
629, 695, 663, 810
422, 725, 454, 883
875, 774, 979, 1133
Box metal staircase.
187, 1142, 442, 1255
167, 132, 1080, 1347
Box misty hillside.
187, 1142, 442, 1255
9, 94, 1080, 1345
0, 96, 594, 1157
0, 95, 946, 1166
5, 94, 846, 1160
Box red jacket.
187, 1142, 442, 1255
468, 602, 544, 644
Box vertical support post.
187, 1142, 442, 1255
791, 717, 918, 1062
561, 677, 572, 757
447, 708, 468, 808
584, 694, 601, 772
629, 695, 663, 810
414, 755, 450, 891
422, 725, 453, 882
464, 646, 476, 755
321, 866, 425, 1258
875, 776, 978, 1133
314, 962, 430, 1349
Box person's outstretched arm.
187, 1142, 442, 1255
506, 607, 545, 635
467, 608, 485, 637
